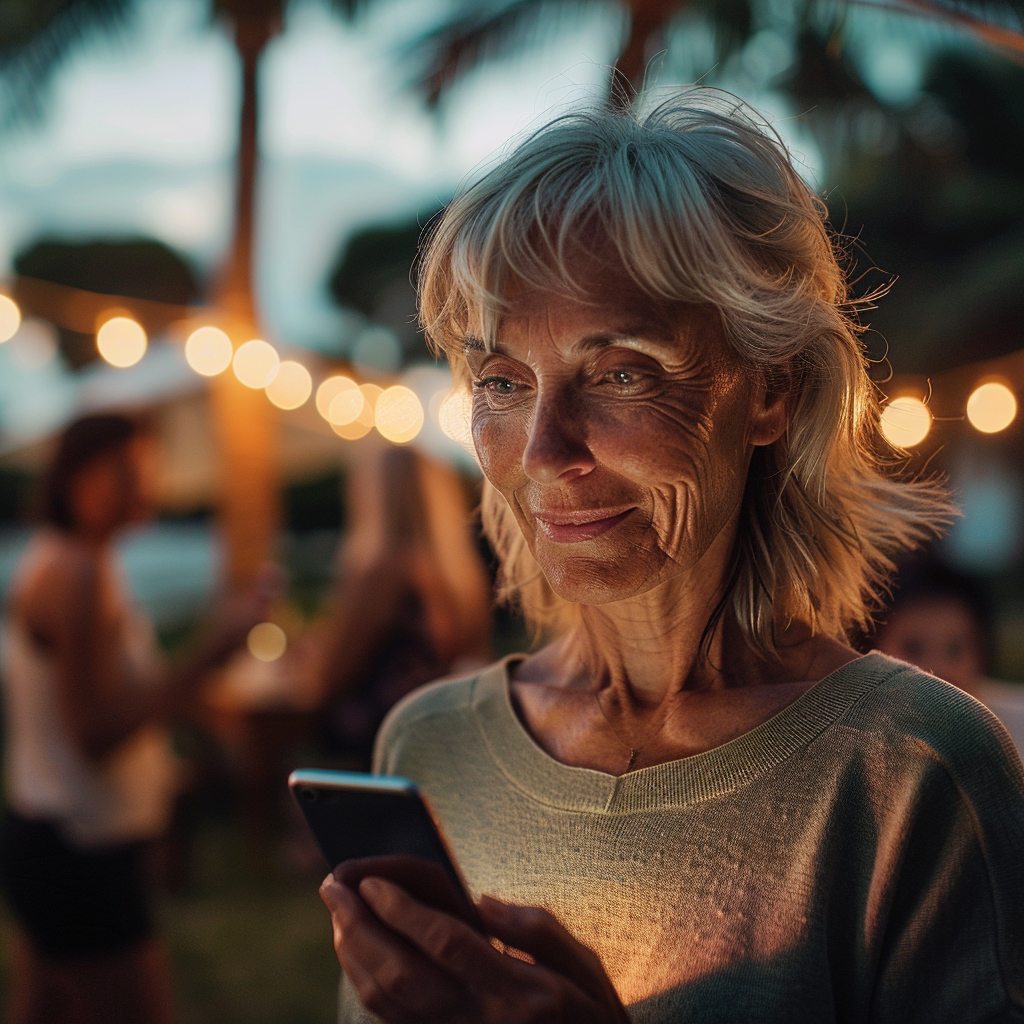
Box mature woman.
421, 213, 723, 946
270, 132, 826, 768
0, 414, 271, 1024
320, 90, 1024, 1023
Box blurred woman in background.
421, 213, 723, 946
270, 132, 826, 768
0, 413, 272, 1024
873, 557, 1024, 757
317, 442, 492, 769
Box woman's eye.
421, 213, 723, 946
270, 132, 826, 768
603, 369, 642, 387
474, 377, 518, 396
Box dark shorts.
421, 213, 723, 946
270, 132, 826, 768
0, 810, 154, 961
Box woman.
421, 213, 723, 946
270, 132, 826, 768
0, 414, 272, 1024
873, 557, 1024, 757
317, 441, 492, 768
320, 91, 1024, 1022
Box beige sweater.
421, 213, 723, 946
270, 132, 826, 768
339, 653, 1024, 1023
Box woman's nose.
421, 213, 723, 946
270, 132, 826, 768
522, 389, 594, 483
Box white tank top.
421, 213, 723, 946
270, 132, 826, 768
0, 533, 178, 847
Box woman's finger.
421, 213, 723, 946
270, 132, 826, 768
320, 874, 469, 1023
478, 896, 625, 1007
357, 877, 511, 990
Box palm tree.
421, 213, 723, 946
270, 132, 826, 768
403, 0, 1024, 110
0, 0, 365, 586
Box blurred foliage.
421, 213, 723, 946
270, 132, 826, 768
13, 236, 201, 369
326, 208, 444, 359
835, 51, 1024, 373
0, 0, 136, 123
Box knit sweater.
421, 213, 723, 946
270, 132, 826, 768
338, 652, 1024, 1023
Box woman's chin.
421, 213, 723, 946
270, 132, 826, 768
540, 555, 662, 607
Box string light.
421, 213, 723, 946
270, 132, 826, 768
316, 375, 356, 420
265, 360, 312, 410
330, 383, 379, 440
97, 316, 147, 368
327, 381, 364, 425
185, 326, 233, 376
880, 396, 932, 448
0, 295, 21, 343
375, 385, 424, 443
966, 381, 1017, 434
437, 387, 474, 452
233, 339, 279, 389
247, 622, 287, 662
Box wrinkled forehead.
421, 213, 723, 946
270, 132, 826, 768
462, 279, 728, 362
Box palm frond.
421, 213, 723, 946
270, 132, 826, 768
401, 0, 599, 107
850, 0, 1024, 58
0, 0, 137, 123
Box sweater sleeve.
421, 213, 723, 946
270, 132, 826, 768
870, 728, 1024, 1023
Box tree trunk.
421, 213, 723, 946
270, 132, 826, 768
211, 11, 282, 588
611, 0, 680, 109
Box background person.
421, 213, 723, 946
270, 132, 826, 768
872, 556, 1024, 757
0, 413, 274, 1024
315, 442, 492, 770
318, 90, 1024, 1023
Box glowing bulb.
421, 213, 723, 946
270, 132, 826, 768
247, 622, 287, 662
97, 316, 147, 368
265, 360, 312, 410
436, 387, 474, 451
330, 383, 379, 440
233, 339, 279, 389
316, 375, 357, 420
328, 384, 365, 425
185, 326, 233, 376
966, 382, 1016, 434
0, 295, 21, 343
880, 396, 932, 448
375, 385, 424, 443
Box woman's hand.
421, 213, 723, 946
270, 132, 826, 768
199, 562, 285, 668
320, 870, 630, 1024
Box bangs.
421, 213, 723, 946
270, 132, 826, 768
420, 92, 823, 371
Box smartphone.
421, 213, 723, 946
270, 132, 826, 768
288, 768, 482, 930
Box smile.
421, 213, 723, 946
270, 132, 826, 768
533, 508, 635, 544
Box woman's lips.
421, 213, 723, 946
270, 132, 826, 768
534, 508, 635, 543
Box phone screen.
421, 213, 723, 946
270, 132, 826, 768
289, 769, 478, 926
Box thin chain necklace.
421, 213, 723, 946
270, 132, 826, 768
591, 687, 678, 772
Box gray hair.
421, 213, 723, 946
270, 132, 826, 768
419, 87, 949, 655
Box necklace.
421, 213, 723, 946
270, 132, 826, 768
591, 687, 677, 772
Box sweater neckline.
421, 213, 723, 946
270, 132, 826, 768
470, 651, 904, 814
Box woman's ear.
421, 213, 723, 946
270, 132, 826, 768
748, 383, 790, 447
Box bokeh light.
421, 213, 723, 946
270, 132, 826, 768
880, 396, 932, 448
375, 385, 424, 443
966, 382, 1017, 434
185, 326, 233, 376
316, 375, 357, 420
330, 382, 379, 440
328, 382, 365, 425
247, 622, 287, 662
436, 387, 474, 451
233, 339, 279, 389
0, 295, 21, 343
97, 316, 147, 368
265, 360, 312, 409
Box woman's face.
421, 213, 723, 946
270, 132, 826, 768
467, 291, 785, 605
70, 436, 157, 538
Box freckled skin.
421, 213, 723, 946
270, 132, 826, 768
469, 296, 756, 607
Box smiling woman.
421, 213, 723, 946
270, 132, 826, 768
319, 88, 1024, 1024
